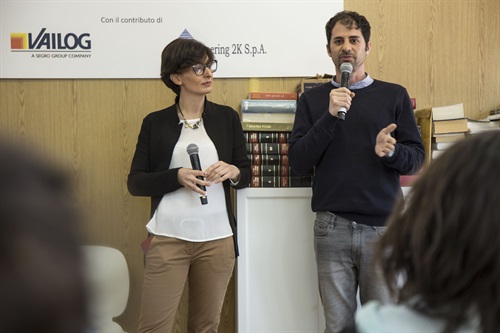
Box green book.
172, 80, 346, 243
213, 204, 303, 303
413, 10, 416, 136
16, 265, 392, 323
241, 121, 293, 132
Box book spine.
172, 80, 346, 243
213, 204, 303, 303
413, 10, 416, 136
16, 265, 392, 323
432, 118, 468, 134
410, 98, 416, 109
246, 143, 289, 155
431, 142, 455, 150
302, 82, 326, 91
251, 176, 279, 187
248, 92, 298, 100
247, 154, 289, 166
241, 112, 295, 124
297, 79, 331, 93
244, 131, 289, 143
241, 99, 296, 113
282, 176, 313, 188
251, 165, 298, 177
241, 122, 294, 132
250, 176, 312, 188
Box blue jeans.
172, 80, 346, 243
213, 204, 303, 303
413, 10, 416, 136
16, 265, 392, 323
314, 211, 393, 333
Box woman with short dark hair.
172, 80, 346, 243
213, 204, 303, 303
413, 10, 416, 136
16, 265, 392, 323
128, 38, 250, 333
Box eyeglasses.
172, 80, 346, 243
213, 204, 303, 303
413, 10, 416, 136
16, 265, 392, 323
192, 60, 218, 76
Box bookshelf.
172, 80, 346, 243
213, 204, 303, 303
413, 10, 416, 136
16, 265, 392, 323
414, 108, 432, 165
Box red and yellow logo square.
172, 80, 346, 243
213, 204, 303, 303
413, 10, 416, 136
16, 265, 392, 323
10, 33, 28, 49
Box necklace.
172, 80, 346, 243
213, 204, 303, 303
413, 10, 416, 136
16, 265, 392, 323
177, 103, 202, 130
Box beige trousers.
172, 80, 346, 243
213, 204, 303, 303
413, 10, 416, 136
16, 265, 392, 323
138, 235, 235, 333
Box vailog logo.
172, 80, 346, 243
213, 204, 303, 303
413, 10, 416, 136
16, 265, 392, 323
10, 28, 91, 51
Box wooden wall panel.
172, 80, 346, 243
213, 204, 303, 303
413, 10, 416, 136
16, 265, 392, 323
348, 0, 500, 118
1, 1, 499, 332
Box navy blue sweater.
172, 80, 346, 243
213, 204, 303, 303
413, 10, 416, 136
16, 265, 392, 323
289, 80, 425, 226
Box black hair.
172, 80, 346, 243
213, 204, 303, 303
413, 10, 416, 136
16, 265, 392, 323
160, 38, 215, 96
325, 11, 371, 46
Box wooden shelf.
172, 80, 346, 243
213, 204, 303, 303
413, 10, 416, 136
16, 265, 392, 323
414, 108, 432, 166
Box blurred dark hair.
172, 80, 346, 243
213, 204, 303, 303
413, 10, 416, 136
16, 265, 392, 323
378, 131, 500, 333
325, 11, 371, 46
160, 38, 214, 97
0, 138, 88, 333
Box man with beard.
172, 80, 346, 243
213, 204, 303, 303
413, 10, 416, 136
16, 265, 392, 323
288, 11, 425, 333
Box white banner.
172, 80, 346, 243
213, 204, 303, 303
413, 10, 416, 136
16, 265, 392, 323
0, 0, 343, 78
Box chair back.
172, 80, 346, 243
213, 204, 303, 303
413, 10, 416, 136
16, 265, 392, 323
82, 245, 129, 333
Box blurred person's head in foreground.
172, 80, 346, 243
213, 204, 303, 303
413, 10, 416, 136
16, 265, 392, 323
377, 131, 500, 333
0, 137, 88, 333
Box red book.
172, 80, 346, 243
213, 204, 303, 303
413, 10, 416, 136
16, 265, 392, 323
248, 92, 298, 100
410, 98, 416, 109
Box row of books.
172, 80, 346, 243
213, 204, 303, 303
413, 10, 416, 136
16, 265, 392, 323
241, 88, 311, 188
243, 131, 312, 188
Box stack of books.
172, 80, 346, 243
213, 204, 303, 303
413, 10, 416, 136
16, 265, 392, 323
465, 108, 500, 135
467, 117, 500, 135
488, 108, 500, 121
244, 131, 312, 188
431, 103, 468, 160
240, 92, 297, 132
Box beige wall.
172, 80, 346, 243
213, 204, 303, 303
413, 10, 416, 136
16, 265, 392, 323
1, 1, 499, 331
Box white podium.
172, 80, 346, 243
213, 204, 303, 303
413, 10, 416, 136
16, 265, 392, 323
236, 188, 324, 333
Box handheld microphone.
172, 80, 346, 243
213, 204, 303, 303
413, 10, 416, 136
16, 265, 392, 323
186, 143, 208, 205
338, 62, 353, 121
